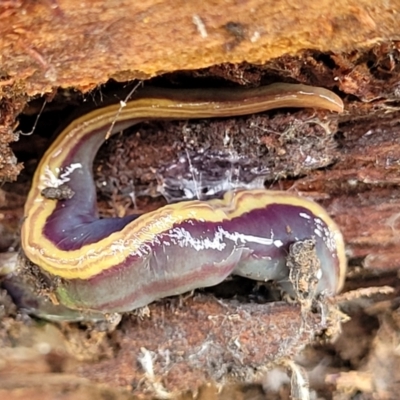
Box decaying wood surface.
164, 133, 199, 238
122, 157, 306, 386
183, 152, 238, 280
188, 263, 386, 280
1, 0, 400, 399
0, 0, 398, 95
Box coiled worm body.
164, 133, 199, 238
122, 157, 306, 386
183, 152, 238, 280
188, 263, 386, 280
20, 83, 346, 313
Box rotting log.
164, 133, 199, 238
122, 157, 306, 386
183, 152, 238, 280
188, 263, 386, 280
0, 0, 398, 94
1, 1, 400, 399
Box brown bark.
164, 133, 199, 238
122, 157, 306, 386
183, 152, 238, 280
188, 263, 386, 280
0, 0, 398, 95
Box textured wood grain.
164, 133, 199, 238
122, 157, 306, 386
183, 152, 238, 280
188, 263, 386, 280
0, 0, 399, 95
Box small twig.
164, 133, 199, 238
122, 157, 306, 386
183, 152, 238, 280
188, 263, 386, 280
192, 15, 208, 38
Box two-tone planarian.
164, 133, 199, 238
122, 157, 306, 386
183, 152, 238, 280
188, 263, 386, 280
14, 83, 346, 319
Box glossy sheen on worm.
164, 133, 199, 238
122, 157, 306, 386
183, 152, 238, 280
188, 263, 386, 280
21, 83, 346, 313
